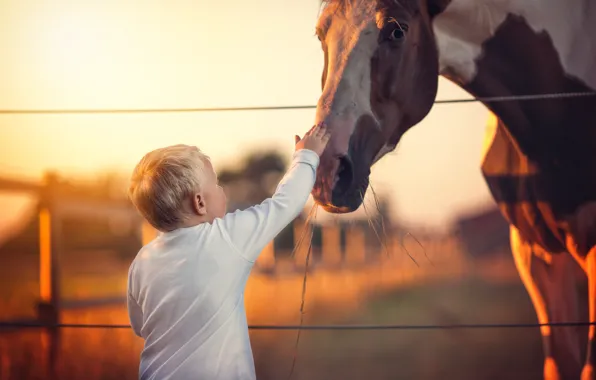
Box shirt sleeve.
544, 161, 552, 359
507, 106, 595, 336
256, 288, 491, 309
127, 264, 143, 337
127, 293, 143, 337
219, 149, 320, 262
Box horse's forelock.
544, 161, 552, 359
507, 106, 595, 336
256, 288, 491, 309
321, 0, 354, 13
321, 0, 422, 17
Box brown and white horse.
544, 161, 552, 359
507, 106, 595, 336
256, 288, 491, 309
311, 0, 596, 379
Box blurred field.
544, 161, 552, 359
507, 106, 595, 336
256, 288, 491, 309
0, 249, 558, 380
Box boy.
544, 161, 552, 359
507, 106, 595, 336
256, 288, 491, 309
126, 124, 330, 380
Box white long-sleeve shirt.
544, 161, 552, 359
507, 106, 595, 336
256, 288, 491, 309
127, 148, 319, 380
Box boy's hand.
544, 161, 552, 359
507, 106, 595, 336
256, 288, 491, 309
294, 123, 331, 156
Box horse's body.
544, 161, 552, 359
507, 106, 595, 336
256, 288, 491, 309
311, 0, 596, 379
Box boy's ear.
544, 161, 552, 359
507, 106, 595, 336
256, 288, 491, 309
192, 193, 207, 215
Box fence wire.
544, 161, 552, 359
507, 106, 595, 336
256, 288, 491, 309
1, 321, 596, 331
0, 91, 594, 115
1, 89, 596, 334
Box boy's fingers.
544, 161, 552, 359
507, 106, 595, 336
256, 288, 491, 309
317, 125, 329, 137
295, 135, 301, 144
303, 123, 326, 140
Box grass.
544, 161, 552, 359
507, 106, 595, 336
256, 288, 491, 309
0, 250, 550, 380
255, 277, 546, 380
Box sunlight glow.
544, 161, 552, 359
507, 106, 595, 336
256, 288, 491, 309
41, 10, 106, 74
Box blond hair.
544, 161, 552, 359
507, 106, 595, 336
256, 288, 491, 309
128, 144, 210, 231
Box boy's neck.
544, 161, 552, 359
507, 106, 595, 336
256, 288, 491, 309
177, 214, 216, 229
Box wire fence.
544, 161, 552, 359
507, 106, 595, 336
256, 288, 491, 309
0, 91, 594, 115
2, 89, 596, 335
1, 321, 596, 331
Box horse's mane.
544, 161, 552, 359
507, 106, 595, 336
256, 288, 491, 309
321, 0, 407, 13
319, 0, 354, 18
320, 0, 382, 14
320, 0, 347, 9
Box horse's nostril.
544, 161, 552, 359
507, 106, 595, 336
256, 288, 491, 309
333, 156, 353, 194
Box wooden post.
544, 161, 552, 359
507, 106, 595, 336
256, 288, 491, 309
39, 208, 53, 304
322, 224, 341, 266
345, 225, 366, 265
37, 205, 62, 325
36, 173, 62, 380
293, 221, 312, 269
391, 235, 408, 267
38, 201, 62, 379
40, 325, 60, 380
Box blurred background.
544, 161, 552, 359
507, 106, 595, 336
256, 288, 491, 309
0, 0, 574, 379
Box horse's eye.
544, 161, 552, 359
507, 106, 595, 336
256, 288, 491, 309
389, 24, 408, 40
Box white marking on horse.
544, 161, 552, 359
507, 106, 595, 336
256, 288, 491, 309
318, 0, 596, 162
317, 1, 596, 378
316, 2, 380, 153
434, 0, 596, 89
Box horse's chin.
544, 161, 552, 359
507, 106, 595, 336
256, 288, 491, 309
316, 195, 364, 214
319, 204, 355, 214
314, 174, 370, 214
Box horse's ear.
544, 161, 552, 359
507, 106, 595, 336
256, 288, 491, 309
425, 0, 451, 17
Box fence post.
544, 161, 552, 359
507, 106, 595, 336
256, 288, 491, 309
345, 225, 365, 266
38, 208, 54, 311
293, 221, 312, 269
37, 174, 62, 380
391, 234, 413, 275
322, 224, 341, 267
37, 175, 62, 326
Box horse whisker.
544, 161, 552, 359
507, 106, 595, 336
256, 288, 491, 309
290, 203, 317, 258
398, 233, 420, 267
369, 184, 392, 258
364, 186, 420, 267
405, 231, 434, 266
288, 205, 317, 379
360, 191, 390, 259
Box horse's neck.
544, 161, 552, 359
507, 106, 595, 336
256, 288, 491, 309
432, 0, 596, 165
433, 0, 596, 90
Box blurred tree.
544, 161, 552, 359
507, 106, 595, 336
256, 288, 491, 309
218, 149, 288, 210
218, 149, 300, 252
0, 149, 294, 259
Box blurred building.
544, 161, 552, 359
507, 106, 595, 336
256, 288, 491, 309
0, 171, 139, 259
454, 206, 511, 258
0, 149, 400, 265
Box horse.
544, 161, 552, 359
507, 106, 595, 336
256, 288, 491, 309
310, 0, 596, 379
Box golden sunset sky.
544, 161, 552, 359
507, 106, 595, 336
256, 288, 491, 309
0, 0, 495, 234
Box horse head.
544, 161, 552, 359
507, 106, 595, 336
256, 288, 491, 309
312, 0, 449, 212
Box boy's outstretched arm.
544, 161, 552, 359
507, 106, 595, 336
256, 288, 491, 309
220, 149, 318, 262
220, 125, 329, 262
